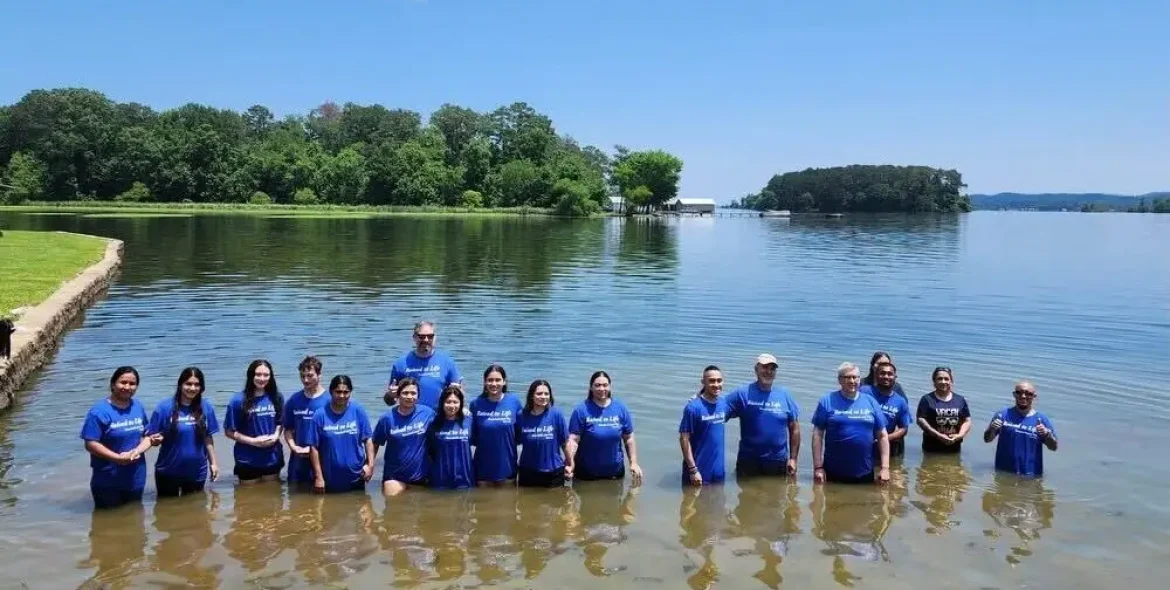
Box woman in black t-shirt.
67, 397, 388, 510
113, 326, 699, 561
915, 367, 971, 454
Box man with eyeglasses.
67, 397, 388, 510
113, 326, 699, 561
723, 353, 802, 478
983, 381, 1057, 477
385, 321, 462, 410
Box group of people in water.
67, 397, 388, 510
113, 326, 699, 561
79, 321, 1058, 509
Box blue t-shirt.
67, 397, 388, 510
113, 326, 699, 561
223, 392, 284, 469
373, 405, 436, 483
516, 407, 569, 473
470, 393, 524, 482
389, 350, 461, 410
79, 399, 149, 490
679, 395, 729, 484
861, 385, 912, 457
568, 397, 635, 478
282, 389, 331, 483
811, 391, 888, 479
725, 382, 801, 464
148, 398, 220, 481
428, 415, 475, 489
993, 407, 1056, 477
304, 402, 373, 492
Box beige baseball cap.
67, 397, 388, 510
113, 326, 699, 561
756, 353, 778, 366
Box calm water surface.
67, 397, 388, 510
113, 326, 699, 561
0, 211, 1168, 589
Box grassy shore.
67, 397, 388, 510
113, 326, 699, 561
0, 230, 108, 316
1, 201, 560, 218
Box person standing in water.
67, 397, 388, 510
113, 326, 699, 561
306, 375, 374, 493
224, 360, 285, 484
427, 385, 476, 490
916, 367, 972, 455
373, 377, 436, 495
862, 351, 907, 400
470, 364, 524, 487
861, 361, 912, 459
148, 367, 220, 497
515, 379, 571, 488
283, 356, 330, 489
983, 380, 1058, 477
566, 371, 644, 485
811, 362, 891, 485
80, 366, 159, 509
724, 354, 801, 478
679, 366, 730, 486
385, 321, 462, 410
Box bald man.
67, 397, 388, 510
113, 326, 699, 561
983, 380, 1058, 477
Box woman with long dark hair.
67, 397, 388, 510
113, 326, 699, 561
224, 359, 285, 484
566, 370, 644, 485
148, 367, 220, 497
80, 366, 158, 509
427, 385, 475, 490
306, 375, 374, 494
515, 379, 571, 488
373, 376, 436, 496
916, 366, 972, 454
469, 364, 524, 487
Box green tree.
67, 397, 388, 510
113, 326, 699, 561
612, 149, 683, 210
114, 181, 151, 202
1, 151, 47, 203
743, 165, 970, 213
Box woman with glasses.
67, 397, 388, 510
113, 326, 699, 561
915, 367, 971, 455
983, 381, 1057, 477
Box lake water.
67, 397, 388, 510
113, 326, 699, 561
0, 210, 1168, 589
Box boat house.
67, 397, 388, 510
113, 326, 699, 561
665, 198, 716, 215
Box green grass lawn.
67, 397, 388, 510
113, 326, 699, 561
1, 202, 559, 217
0, 230, 108, 316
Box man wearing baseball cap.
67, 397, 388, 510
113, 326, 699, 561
724, 353, 802, 478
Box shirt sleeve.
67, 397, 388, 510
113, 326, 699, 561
787, 394, 801, 420
556, 410, 568, 445
372, 415, 388, 447
960, 398, 972, 420
80, 408, 105, 441
569, 407, 584, 436
725, 390, 743, 420
223, 399, 239, 433
147, 403, 165, 436
872, 399, 889, 435
358, 406, 374, 441
1041, 414, 1056, 438
303, 411, 321, 448
897, 400, 912, 428
204, 401, 221, 435
678, 403, 695, 434
915, 396, 929, 422
281, 396, 298, 430
620, 405, 634, 435
811, 399, 829, 429
446, 356, 462, 386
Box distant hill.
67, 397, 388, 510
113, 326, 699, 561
970, 192, 1170, 211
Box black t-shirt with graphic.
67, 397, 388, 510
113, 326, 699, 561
916, 393, 970, 454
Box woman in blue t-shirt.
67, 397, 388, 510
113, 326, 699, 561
916, 366, 972, 455
515, 379, 571, 488
427, 385, 475, 490
373, 377, 436, 496
223, 359, 285, 484
470, 364, 524, 487
80, 366, 159, 509
148, 366, 220, 497
566, 371, 644, 485
306, 374, 374, 493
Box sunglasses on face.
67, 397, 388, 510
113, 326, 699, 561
1012, 390, 1035, 398
414, 334, 435, 340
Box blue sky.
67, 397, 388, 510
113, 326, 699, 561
2, 0, 1166, 200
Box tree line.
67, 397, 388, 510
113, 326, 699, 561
0, 88, 683, 216
1081, 199, 1170, 213
732, 165, 971, 213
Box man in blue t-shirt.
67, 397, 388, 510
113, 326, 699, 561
679, 366, 729, 486
983, 380, 1058, 477
860, 361, 912, 458
384, 321, 462, 410
725, 353, 802, 478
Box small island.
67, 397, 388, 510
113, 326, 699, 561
732, 165, 971, 213
0, 88, 683, 217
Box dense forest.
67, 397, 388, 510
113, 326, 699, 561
733, 165, 971, 213
0, 88, 683, 216
971, 192, 1170, 212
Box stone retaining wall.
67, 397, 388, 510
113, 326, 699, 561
0, 233, 124, 412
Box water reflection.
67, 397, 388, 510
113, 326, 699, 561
379, 491, 439, 586
516, 487, 576, 579
295, 491, 378, 585
981, 473, 1056, 565
727, 479, 802, 589
151, 492, 221, 588
911, 455, 973, 535
571, 480, 637, 577
417, 492, 474, 582
810, 483, 898, 587
678, 485, 729, 590
222, 484, 286, 575
81, 503, 148, 589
